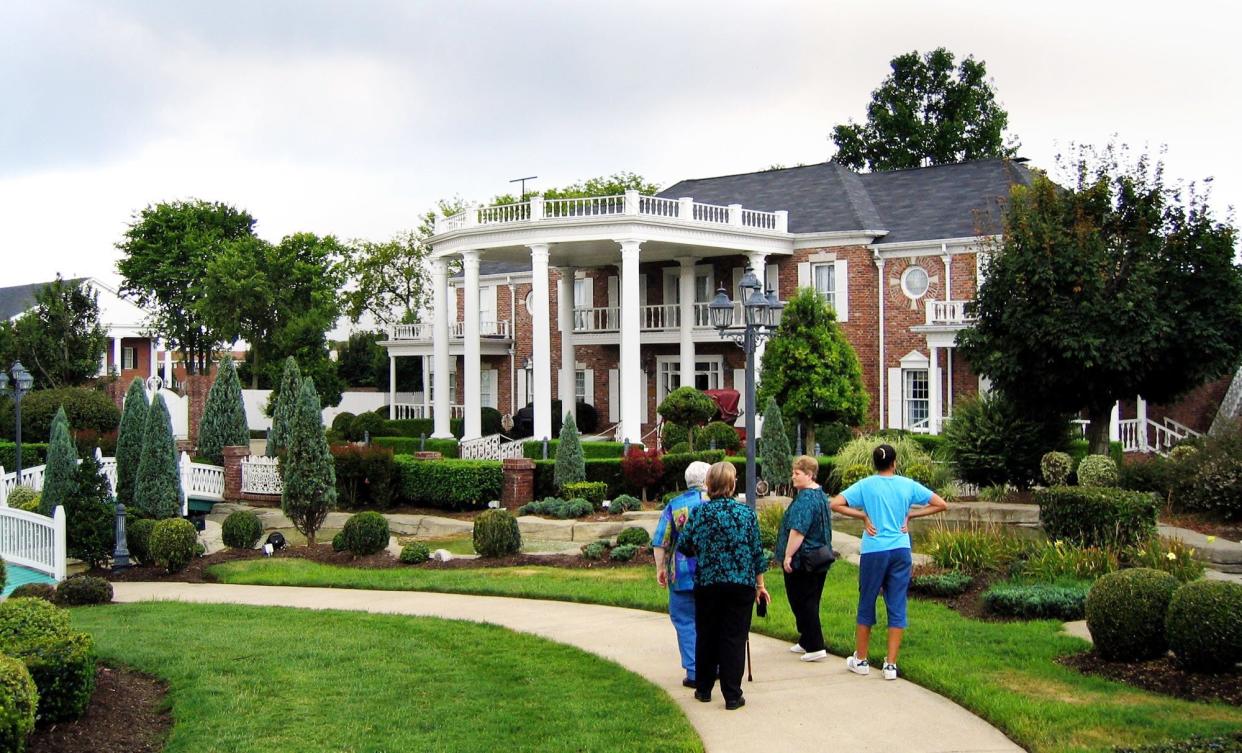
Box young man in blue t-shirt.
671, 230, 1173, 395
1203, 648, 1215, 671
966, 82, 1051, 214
830, 443, 947, 680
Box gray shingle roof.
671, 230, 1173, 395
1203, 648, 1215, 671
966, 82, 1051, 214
0, 278, 87, 321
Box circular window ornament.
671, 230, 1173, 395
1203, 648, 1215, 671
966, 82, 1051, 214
901, 265, 930, 299
524, 291, 535, 315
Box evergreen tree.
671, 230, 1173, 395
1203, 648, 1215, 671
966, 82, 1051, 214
39, 406, 77, 516
281, 378, 335, 546
554, 411, 586, 490
134, 393, 183, 519
115, 379, 149, 508
266, 357, 302, 457
197, 358, 250, 465
65, 453, 115, 568
757, 288, 869, 452
759, 397, 792, 495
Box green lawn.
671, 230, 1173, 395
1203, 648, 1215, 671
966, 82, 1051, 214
211, 558, 1242, 753
71, 602, 701, 753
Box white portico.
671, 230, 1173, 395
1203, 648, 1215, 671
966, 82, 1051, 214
423, 191, 793, 442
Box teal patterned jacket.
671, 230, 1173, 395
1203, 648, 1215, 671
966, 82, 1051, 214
676, 497, 769, 588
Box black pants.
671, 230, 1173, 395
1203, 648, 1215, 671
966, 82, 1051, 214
784, 569, 827, 653
694, 584, 755, 702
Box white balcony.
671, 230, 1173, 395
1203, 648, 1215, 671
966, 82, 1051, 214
393, 403, 465, 420
388, 320, 511, 341
924, 300, 976, 327
572, 302, 741, 334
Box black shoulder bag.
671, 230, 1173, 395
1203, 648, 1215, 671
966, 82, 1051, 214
799, 488, 836, 573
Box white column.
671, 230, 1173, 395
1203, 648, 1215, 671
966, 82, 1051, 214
748, 252, 768, 433
388, 355, 397, 420
619, 239, 643, 443
149, 340, 157, 378
677, 257, 695, 389
112, 335, 122, 374
422, 355, 432, 418
942, 249, 953, 302
98, 349, 108, 377
1137, 395, 1149, 452
929, 346, 941, 434
163, 345, 172, 384
462, 250, 483, 440
530, 244, 553, 440
431, 257, 453, 438
558, 267, 576, 408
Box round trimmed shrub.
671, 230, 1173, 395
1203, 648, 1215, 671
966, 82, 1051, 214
349, 412, 387, 441
1165, 580, 1242, 672
617, 527, 650, 548
1086, 568, 1180, 661
609, 494, 641, 514
55, 575, 113, 606
1041, 451, 1073, 486
841, 464, 871, 488
696, 421, 741, 453
127, 518, 156, 566
610, 543, 639, 562
340, 511, 390, 556
0, 597, 70, 647
332, 531, 347, 552
668, 441, 691, 454
473, 509, 521, 558
221, 510, 264, 549
14, 632, 96, 724
1077, 455, 1119, 487
581, 541, 609, 560
330, 411, 356, 437
564, 498, 594, 518
8, 584, 56, 602
0, 654, 36, 751
903, 462, 935, 488
5, 486, 38, 510
400, 542, 430, 564
150, 518, 198, 573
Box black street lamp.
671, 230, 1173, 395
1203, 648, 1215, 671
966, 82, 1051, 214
709, 265, 784, 508
0, 361, 35, 480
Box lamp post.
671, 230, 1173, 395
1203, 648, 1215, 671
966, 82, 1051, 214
709, 265, 784, 508
0, 361, 35, 480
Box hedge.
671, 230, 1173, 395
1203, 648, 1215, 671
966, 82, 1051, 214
384, 418, 464, 439
373, 436, 460, 458
0, 441, 48, 471
1067, 439, 1125, 470
333, 445, 398, 509
523, 440, 625, 460
0, 387, 120, 442
394, 457, 501, 510
1037, 487, 1159, 549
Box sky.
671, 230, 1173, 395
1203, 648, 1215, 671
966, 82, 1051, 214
3, 0, 1240, 292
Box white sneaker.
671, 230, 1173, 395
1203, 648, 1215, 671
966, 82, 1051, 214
846, 654, 870, 675
883, 660, 898, 680
800, 649, 828, 662
789, 643, 805, 654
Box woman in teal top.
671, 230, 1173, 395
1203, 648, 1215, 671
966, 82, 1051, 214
676, 462, 769, 710
774, 455, 832, 662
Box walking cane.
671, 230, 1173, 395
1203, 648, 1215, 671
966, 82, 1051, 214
746, 640, 753, 682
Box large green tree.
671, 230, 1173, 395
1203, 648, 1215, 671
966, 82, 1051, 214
39, 407, 77, 516
0, 276, 107, 388
957, 146, 1242, 454
831, 48, 1018, 171
281, 377, 336, 546
757, 288, 868, 451
116, 200, 256, 374
197, 358, 250, 465
115, 378, 149, 508
134, 393, 183, 519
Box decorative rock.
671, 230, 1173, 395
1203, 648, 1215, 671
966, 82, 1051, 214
432, 549, 453, 562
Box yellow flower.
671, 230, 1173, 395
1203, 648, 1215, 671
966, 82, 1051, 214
1206, 535, 1217, 544
1166, 551, 1177, 561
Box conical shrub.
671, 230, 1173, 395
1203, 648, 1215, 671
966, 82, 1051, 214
280, 378, 335, 546
65, 453, 115, 568
267, 357, 302, 457
134, 393, 183, 519
197, 358, 250, 465
115, 379, 149, 508
760, 397, 792, 493
39, 407, 77, 516
554, 411, 585, 490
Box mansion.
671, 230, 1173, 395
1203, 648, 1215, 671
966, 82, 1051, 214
381, 159, 1033, 443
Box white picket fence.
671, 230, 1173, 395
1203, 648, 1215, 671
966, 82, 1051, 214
0, 505, 66, 581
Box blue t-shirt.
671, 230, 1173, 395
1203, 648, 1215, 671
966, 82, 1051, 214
841, 474, 934, 554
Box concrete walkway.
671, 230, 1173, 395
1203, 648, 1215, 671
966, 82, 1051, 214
112, 582, 1020, 753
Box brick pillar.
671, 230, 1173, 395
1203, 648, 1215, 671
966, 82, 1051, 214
183, 373, 213, 450
222, 445, 249, 501
501, 458, 535, 510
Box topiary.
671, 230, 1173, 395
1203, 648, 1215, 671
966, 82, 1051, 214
840, 464, 871, 489
134, 394, 183, 519
330, 411, 357, 438
54, 575, 113, 606
1085, 568, 1180, 661
0, 598, 70, 647
1165, 580, 1242, 672
127, 518, 156, 566
349, 411, 387, 442
150, 517, 198, 573
340, 511, 391, 556
115, 378, 150, 509
609, 494, 641, 514
65, 453, 116, 568
281, 379, 337, 547
332, 531, 347, 552
400, 541, 430, 564
561, 481, 606, 509
221, 510, 264, 549
657, 387, 718, 450
1041, 451, 1073, 486
581, 541, 609, 560
0, 654, 36, 751
12, 632, 96, 724
40, 406, 78, 516
616, 526, 650, 548
696, 421, 742, 453
8, 584, 56, 602
473, 509, 521, 558
1077, 454, 1119, 487
609, 543, 640, 562
668, 441, 691, 454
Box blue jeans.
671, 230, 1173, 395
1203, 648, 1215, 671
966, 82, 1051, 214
857, 548, 912, 629
669, 588, 696, 680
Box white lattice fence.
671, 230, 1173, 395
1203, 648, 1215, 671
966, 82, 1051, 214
241, 455, 283, 495
459, 434, 501, 460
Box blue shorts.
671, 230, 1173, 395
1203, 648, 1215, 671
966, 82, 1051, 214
857, 548, 912, 629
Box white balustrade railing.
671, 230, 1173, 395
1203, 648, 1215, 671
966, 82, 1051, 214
693, 202, 732, 224
241, 455, 283, 496
459, 434, 501, 460
639, 195, 681, 218
478, 202, 530, 224
544, 195, 627, 218
388, 320, 510, 341
0, 505, 66, 581
925, 299, 976, 326
1119, 418, 1197, 455
573, 302, 721, 333
573, 306, 621, 332
741, 208, 779, 230
392, 403, 464, 420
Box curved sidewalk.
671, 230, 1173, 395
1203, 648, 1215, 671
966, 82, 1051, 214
112, 582, 1021, 753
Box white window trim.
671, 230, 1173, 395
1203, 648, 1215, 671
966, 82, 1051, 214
122, 346, 137, 370
901, 265, 930, 300
654, 354, 725, 404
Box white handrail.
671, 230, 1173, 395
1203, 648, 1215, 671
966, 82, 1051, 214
925, 300, 975, 326
0, 505, 66, 581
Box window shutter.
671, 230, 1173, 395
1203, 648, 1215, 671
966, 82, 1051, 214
582, 276, 594, 308
797, 262, 811, 289
516, 368, 527, 410
834, 259, 849, 322
733, 368, 747, 426
887, 368, 904, 430
640, 368, 649, 424
640, 273, 648, 308
487, 369, 499, 409
608, 368, 619, 423
583, 368, 594, 406
607, 276, 619, 308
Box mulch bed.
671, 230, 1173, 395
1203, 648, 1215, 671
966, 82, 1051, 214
1058, 652, 1242, 706
27, 664, 171, 753
907, 565, 1008, 621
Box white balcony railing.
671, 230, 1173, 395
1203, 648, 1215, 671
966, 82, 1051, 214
925, 300, 976, 327
392, 403, 465, 421
388, 320, 511, 341
435, 191, 788, 235
573, 301, 733, 333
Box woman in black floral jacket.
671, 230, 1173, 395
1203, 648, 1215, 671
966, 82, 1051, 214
677, 461, 770, 710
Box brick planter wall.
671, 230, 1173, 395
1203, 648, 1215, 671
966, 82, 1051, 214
501, 458, 535, 510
